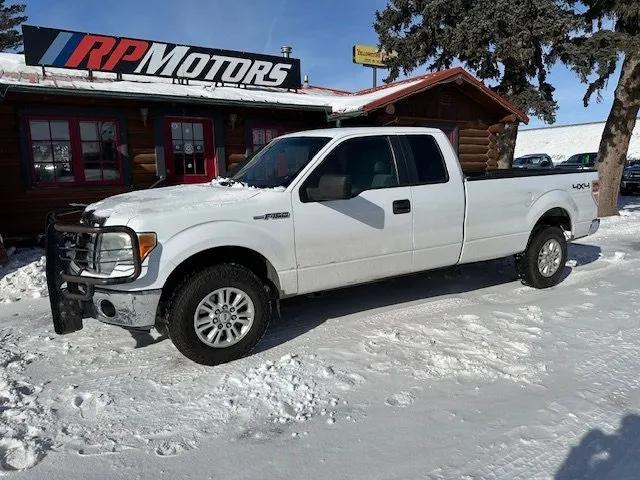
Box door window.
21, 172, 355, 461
170, 120, 206, 176
302, 136, 398, 200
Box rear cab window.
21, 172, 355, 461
401, 134, 449, 184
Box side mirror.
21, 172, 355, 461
306, 174, 352, 202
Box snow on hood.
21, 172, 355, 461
86, 181, 270, 220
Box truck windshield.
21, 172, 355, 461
232, 136, 331, 188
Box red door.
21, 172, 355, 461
165, 117, 216, 184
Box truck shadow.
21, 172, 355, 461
257, 242, 601, 353
555, 413, 640, 480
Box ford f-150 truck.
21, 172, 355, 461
46, 127, 600, 365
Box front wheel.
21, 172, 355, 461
516, 226, 567, 289
167, 264, 271, 365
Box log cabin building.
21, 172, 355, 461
0, 48, 527, 240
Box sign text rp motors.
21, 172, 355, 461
22, 25, 302, 89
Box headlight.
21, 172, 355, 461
93, 232, 157, 275
623, 172, 631, 180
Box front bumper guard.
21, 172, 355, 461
45, 210, 143, 334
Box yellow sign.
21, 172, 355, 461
352, 44, 393, 67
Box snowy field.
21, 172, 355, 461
515, 119, 640, 164
1, 197, 640, 479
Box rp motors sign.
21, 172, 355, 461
22, 25, 302, 89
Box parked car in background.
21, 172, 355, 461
557, 152, 598, 170
621, 163, 640, 195
513, 154, 554, 169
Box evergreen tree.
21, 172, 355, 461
556, 0, 640, 216
0, 1, 26, 52
374, 0, 577, 167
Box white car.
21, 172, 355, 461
46, 127, 601, 365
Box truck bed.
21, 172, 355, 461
459, 168, 599, 264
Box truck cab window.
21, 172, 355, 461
303, 135, 398, 199
403, 135, 448, 184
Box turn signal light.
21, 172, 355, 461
591, 180, 600, 206
136, 232, 157, 261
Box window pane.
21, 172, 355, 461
185, 156, 195, 174
32, 142, 53, 163
171, 122, 182, 139
80, 121, 98, 141
173, 141, 183, 153
193, 123, 203, 140
50, 121, 70, 140
194, 141, 204, 153
34, 163, 54, 182
54, 163, 74, 182
182, 123, 194, 140
252, 128, 265, 146
195, 153, 204, 174
30, 121, 51, 141
174, 153, 184, 175
53, 141, 71, 163
404, 135, 448, 184
84, 163, 102, 181
101, 139, 117, 162
82, 142, 101, 163
99, 122, 115, 141
103, 163, 120, 180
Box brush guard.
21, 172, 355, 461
45, 209, 142, 335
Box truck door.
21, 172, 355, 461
400, 134, 465, 270
292, 135, 413, 294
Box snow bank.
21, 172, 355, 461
515, 119, 640, 163
0, 249, 47, 303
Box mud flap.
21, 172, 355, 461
45, 219, 84, 334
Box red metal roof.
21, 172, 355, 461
350, 67, 529, 123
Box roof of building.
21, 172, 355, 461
0, 53, 528, 123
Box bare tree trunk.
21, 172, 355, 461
596, 53, 640, 217
497, 121, 519, 169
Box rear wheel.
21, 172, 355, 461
517, 226, 567, 289
167, 264, 271, 365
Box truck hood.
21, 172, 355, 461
86, 182, 266, 222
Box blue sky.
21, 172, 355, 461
23, 0, 620, 128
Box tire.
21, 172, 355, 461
516, 226, 567, 289
167, 263, 271, 366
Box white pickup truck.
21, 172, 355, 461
46, 127, 600, 365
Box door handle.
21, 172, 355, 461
393, 199, 411, 214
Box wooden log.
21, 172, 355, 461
133, 163, 157, 174
488, 123, 505, 134
459, 144, 489, 155
459, 136, 490, 146
133, 153, 156, 165
460, 162, 487, 173
487, 147, 498, 158
459, 153, 489, 163
459, 128, 490, 138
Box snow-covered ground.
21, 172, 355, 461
515, 119, 640, 164
1, 197, 640, 478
